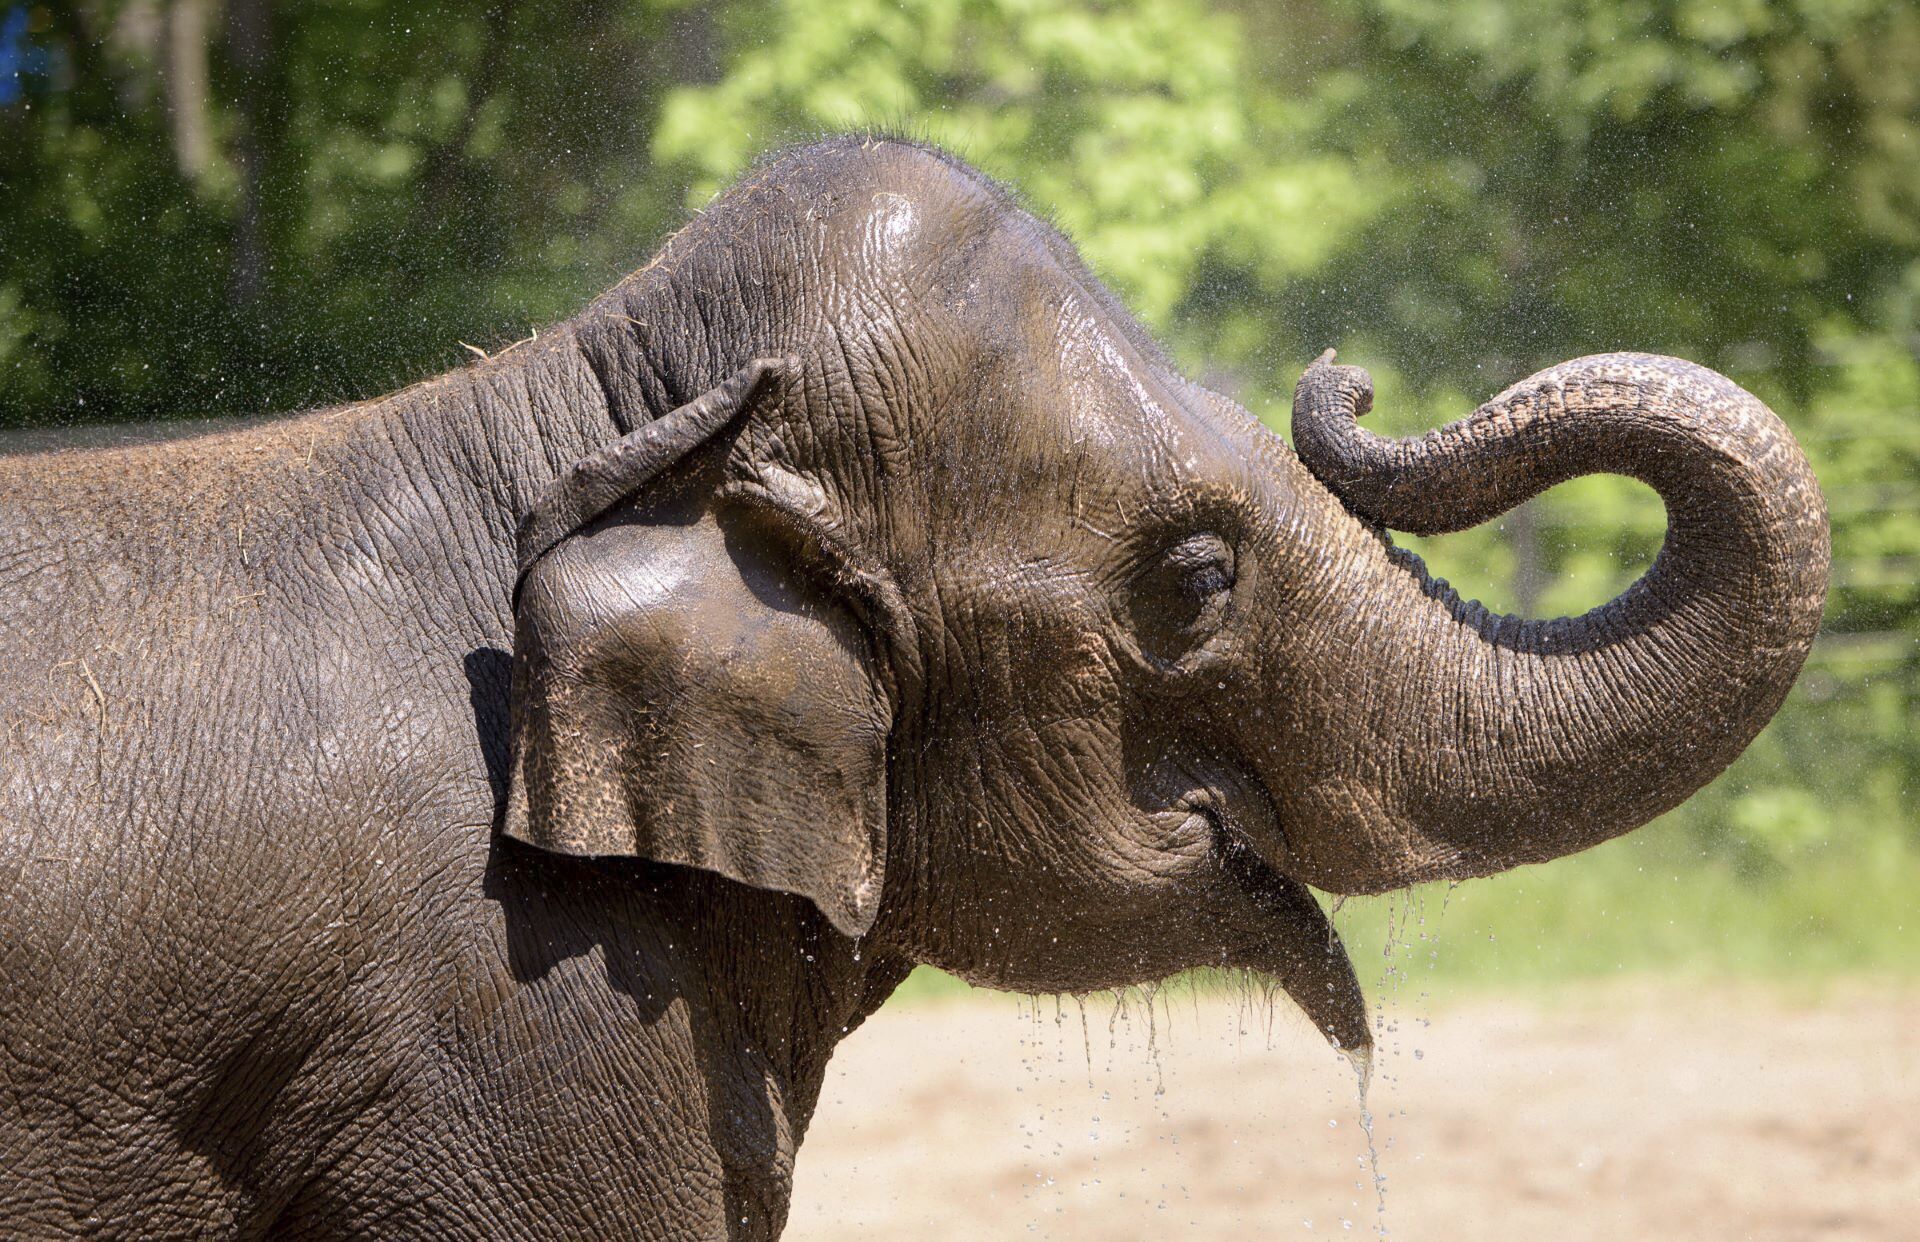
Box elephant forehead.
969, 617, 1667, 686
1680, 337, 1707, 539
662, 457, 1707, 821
1052, 296, 1181, 448
918, 307, 1195, 500
861, 191, 922, 265
1043, 296, 1263, 509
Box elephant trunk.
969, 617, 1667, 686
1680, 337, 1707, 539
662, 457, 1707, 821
1271, 351, 1828, 893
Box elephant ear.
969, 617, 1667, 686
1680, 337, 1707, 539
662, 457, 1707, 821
501, 358, 893, 937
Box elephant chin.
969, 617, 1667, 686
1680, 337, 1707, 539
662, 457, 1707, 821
1217, 833, 1371, 1056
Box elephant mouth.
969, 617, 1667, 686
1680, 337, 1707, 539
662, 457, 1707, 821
1185, 794, 1372, 1054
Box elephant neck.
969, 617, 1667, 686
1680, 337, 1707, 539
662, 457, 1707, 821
675, 909, 909, 1237
313, 299, 686, 638
465, 838, 911, 1237
681, 876, 913, 1121
705, 936, 912, 1234
378, 324, 626, 546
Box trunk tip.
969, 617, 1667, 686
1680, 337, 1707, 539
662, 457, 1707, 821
1294, 350, 1375, 422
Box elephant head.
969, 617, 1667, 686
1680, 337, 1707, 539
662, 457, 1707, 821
500, 139, 1828, 1053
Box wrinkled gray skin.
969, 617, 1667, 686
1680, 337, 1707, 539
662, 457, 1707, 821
0, 138, 1827, 1238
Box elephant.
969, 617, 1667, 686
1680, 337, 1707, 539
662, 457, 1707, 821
0, 136, 1828, 1238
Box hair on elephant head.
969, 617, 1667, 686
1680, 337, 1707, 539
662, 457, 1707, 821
498, 138, 1828, 1057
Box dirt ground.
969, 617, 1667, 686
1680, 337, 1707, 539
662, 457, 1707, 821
785, 982, 1918, 1240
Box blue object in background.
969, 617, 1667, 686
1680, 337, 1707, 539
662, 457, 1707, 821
0, 7, 50, 107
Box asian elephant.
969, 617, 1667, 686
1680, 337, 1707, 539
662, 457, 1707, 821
0, 137, 1827, 1238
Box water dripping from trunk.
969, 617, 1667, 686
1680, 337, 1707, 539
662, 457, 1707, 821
1353, 1050, 1389, 1238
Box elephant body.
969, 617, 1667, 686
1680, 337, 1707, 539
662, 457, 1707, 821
0, 138, 1826, 1237
0, 359, 893, 1236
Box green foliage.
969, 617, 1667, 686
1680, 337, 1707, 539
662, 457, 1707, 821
4, 0, 1914, 981
654, 0, 1389, 325
1329, 821, 1920, 991
2, 0, 702, 421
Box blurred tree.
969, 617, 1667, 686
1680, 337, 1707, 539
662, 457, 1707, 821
654, 0, 1393, 333
1, 0, 715, 423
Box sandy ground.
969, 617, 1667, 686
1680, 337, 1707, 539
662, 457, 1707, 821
785, 982, 1918, 1240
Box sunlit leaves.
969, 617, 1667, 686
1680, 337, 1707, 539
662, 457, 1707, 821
654, 0, 1391, 329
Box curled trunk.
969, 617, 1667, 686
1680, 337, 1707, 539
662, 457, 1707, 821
1282, 351, 1828, 892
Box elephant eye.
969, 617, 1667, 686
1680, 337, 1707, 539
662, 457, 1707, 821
1128, 532, 1236, 666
